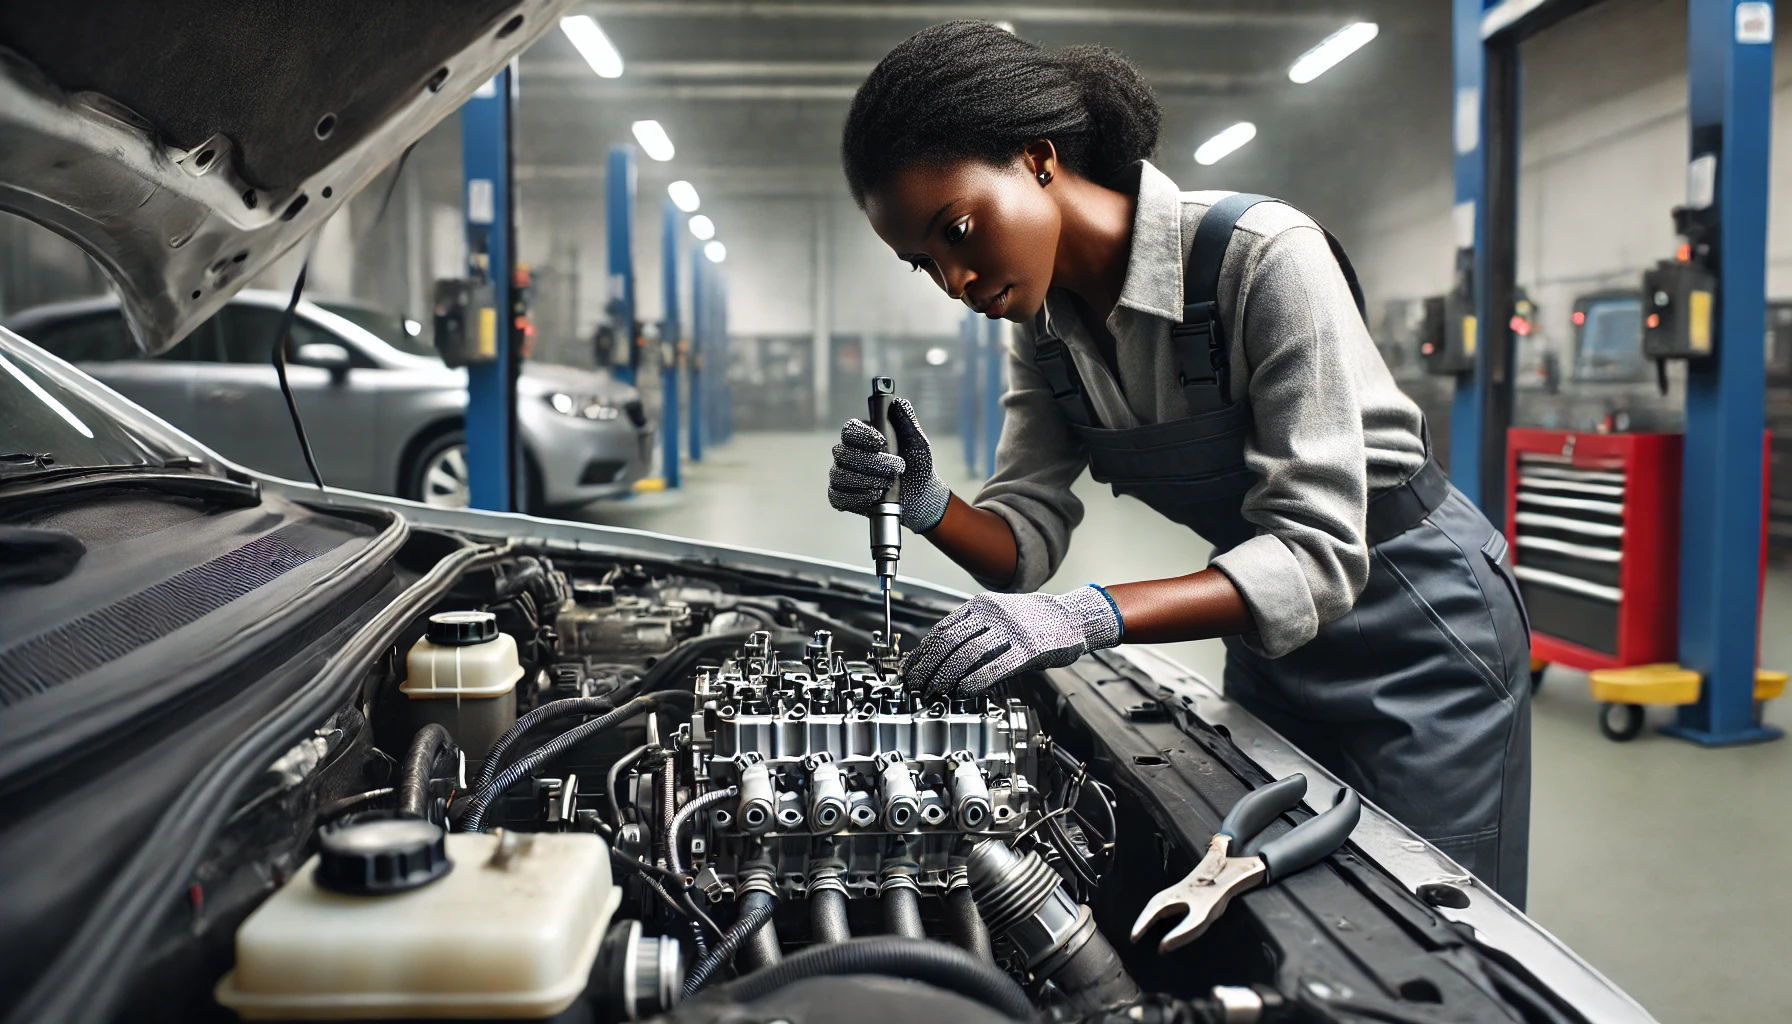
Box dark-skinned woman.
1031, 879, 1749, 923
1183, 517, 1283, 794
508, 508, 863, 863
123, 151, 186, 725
826, 22, 1531, 905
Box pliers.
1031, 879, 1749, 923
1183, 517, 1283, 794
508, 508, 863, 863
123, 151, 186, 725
1130, 773, 1362, 953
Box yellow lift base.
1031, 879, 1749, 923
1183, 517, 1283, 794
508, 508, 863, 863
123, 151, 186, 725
1583, 664, 1788, 741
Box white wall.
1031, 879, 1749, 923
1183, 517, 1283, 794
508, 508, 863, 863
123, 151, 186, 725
1351, 0, 1792, 361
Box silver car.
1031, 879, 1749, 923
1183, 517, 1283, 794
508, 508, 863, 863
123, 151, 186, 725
3, 290, 653, 510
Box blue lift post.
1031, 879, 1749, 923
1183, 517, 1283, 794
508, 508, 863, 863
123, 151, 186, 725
690, 244, 707, 456
606, 145, 637, 386
1665, 0, 1777, 745
961, 311, 981, 474
660, 197, 681, 488
680, 211, 702, 465
982, 318, 1005, 476
715, 269, 733, 445
460, 68, 516, 512
1448, 0, 1494, 510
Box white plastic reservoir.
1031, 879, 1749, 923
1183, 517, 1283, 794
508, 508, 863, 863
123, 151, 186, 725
400, 610, 523, 761
216, 830, 618, 1020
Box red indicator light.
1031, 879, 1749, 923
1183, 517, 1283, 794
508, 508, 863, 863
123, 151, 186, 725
1676, 243, 1692, 262
1572, 311, 1586, 326
1422, 343, 1435, 355
1646, 313, 1661, 329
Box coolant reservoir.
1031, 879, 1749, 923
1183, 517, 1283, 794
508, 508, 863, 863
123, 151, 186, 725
216, 823, 620, 1020
400, 610, 522, 761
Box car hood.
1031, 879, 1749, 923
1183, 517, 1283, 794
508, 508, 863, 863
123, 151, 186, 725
0, 0, 575, 357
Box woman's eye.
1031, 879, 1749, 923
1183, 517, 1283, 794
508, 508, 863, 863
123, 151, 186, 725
944, 219, 969, 245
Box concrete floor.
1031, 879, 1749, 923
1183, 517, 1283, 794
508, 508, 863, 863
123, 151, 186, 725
578, 430, 1792, 1023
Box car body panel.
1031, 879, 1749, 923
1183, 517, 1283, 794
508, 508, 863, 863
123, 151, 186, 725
4, 292, 651, 506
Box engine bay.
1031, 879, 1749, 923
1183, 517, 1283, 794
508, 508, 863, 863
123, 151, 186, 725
198, 543, 1575, 1024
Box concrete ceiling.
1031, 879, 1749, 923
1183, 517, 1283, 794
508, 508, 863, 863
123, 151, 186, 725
504, 0, 1453, 242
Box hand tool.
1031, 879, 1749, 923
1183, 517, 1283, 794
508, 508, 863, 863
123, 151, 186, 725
865, 376, 902, 646
1130, 773, 1361, 954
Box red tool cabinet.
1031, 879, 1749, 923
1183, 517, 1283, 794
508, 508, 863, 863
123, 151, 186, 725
1506, 428, 1770, 672
1504, 430, 1682, 670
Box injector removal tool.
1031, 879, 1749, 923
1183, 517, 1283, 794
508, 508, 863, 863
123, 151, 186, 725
1131, 773, 1362, 953
866, 376, 902, 647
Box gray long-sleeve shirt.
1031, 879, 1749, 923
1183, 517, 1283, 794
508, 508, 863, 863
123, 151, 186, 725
972, 160, 1426, 658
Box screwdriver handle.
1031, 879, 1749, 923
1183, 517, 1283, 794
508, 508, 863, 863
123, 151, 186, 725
867, 377, 900, 502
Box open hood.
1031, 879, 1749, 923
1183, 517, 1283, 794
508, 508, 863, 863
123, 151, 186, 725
0, 0, 575, 356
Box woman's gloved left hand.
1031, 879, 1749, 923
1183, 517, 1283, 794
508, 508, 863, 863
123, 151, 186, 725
902, 585, 1124, 699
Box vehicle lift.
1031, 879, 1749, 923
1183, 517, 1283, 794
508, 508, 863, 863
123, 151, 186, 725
1451, 0, 1782, 744
456, 68, 519, 513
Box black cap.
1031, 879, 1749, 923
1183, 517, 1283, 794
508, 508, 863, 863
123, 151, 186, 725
314, 814, 452, 895
426, 610, 498, 646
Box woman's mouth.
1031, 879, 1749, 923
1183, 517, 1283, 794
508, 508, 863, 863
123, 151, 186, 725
975, 285, 1012, 319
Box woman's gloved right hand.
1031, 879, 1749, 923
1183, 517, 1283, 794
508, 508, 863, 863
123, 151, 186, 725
828, 396, 952, 533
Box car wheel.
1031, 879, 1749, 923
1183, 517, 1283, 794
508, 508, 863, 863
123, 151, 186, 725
407, 430, 470, 509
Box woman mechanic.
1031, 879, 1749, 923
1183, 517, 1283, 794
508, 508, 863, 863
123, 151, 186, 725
827, 22, 1532, 904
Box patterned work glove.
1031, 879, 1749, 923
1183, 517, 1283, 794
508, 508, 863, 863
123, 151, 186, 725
827, 397, 951, 533
902, 586, 1124, 699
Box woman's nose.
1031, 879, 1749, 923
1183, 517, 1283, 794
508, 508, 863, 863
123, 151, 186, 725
943, 265, 975, 302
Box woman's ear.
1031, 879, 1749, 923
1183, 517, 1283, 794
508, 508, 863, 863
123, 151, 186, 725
1023, 140, 1058, 186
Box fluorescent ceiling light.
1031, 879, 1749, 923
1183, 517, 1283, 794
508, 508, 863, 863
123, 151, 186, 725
667, 180, 700, 212
925, 346, 950, 366
632, 120, 674, 161
704, 240, 727, 263
1288, 22, 1379, 84
1194, 122, 1256, 166
559, 16, 624, 79
688, 214, 715, 240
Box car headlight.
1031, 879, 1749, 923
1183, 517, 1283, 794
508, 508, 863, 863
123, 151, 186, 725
547, 392, 621, 420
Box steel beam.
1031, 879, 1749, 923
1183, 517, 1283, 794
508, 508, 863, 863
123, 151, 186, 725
1664, 0, 1778, 746
460, 69, 517, 512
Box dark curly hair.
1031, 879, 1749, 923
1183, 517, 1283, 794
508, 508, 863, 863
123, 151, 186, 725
841, 20, 1161, 207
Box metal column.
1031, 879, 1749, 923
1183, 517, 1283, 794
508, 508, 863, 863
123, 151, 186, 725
1664, 0, 1778, 745
691, 243, 707, 454
1450, 0, 1521, 524
460, 68, 516, 512
606, 145, 637, 386
982, 318, 1005, 476
961, 310, 981, 474
660, 198, 680, 488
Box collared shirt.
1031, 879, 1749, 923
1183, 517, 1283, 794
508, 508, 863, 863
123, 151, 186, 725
972, 160, 1426, 657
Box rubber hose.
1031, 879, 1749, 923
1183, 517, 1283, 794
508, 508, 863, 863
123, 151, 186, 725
666, 787, 739, 877
397, 724, 456, 820
737, 891, 783, 971
637, 631, 754, 694
477, 696, 613, 791
683, 893, 778, 996
882, 887, 925, 939
607, 744, 653, 828
945, 885, 995, 964
720, 937, 1033, 1021
810, 889, 851, 945
460, 695, 660, 831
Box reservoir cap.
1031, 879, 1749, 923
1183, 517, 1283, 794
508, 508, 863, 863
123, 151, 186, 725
315, 814, 452, 895
426, 610, 499, 646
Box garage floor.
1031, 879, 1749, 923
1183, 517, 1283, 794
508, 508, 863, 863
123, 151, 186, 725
577, 430, 1792, 1024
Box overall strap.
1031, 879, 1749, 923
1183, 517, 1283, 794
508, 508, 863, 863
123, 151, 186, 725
1029, 310, 1096, 428
1174, 194, 1369, 415
1175, 193, 1273, 414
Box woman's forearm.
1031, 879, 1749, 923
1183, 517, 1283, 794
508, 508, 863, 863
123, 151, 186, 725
919, 494, 1019, 587
1105, 568, 1255, 643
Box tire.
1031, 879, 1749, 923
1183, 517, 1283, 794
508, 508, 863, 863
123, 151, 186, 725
1598, 702, 1645, 742
404, 429, 470, 508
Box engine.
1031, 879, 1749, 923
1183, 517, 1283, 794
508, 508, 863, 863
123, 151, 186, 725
217, 554, 1262, 1024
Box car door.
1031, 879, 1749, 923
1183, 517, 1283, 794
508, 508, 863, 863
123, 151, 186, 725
199, 303, 381, 491
23, 310, 203, 435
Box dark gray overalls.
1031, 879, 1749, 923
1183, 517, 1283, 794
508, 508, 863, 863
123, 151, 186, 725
1031, 194, 1533, 905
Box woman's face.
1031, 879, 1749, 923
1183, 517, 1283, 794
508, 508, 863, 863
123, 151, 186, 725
864, 156, 1061, 323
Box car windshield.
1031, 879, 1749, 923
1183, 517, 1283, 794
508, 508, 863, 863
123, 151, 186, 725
315, 301, 437, 358
0, 330, 206, 479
